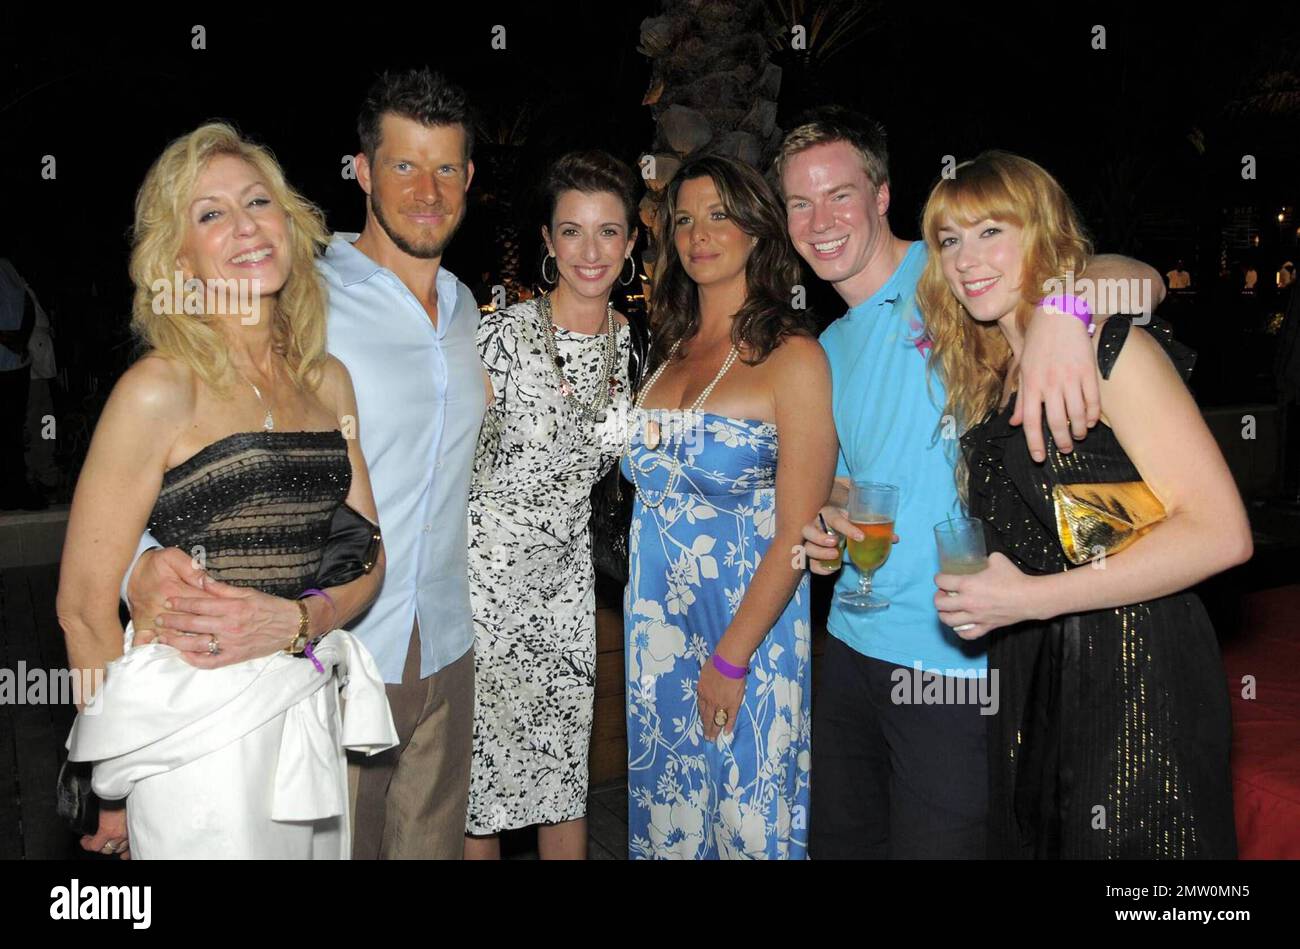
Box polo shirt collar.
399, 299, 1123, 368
848, 240, 924, 316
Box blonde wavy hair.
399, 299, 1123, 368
917, 151, 1092, 504
129, 122, 330, 394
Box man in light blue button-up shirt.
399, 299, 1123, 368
122, 69, 491, 859
322, 234, 485, 686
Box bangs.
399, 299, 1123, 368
923, 161, 1025, 242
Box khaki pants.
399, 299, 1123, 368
348, 620, 474, 859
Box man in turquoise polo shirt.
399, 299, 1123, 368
777, 107, 1163, 858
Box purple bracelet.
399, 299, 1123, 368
299, 588, 335, 612
711, 653, 747, 680
297, 589, 333, 674
302, 639, 324, 675
1039, 293, 1095, 336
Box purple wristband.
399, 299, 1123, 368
299, 588, 334, 608
711, 653, 747, 680
302, 639, 325, 675
1039, 293, 1095, 336
299, 588, 336, 624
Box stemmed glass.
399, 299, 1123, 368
836, 481, 899, 611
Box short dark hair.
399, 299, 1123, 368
357, 68, 473, 162
773, 105, 889, 194
540, 150, 641, 231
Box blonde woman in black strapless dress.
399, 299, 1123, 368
57, 124, 394, 859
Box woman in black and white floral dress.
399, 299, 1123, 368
464, 152, 644, 858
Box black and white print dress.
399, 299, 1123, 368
466, 298, 632, 834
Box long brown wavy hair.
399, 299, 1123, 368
916, 151, 1093, 503
649, 153, 813, 368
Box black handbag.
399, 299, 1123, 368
56, 757, 100, 837
589, 313, 653, 586
313, 503, 382, 588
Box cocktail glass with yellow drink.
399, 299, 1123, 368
836, 481, 900, 611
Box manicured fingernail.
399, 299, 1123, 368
163, 599, 173, 610
154, 616, 165, 628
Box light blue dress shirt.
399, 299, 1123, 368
122, 234, 486, 684
321, 234, 486, 682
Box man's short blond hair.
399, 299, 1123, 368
773, 106, 890, 196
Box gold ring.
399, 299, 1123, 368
101, 841, 117, 855
207, 635, 220, 655
713, 708, 728, 728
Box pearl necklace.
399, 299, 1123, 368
538, 292, 621, 422
627, 338, 739, 509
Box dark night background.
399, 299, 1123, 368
3, 2, 1300, 868
2, 4, 1299, 488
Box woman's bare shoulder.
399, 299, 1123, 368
765, 332, 829, 375
316, 354, 358, 410
111, 352, 195, 417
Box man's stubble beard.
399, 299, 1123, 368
370, 188, 465, 261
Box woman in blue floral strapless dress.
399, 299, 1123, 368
618, 154, 836, 860
623, 412, 814, 859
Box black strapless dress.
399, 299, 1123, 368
66, 429, 397, 860
961, 318, 1236, 859
147, 430, 351, 598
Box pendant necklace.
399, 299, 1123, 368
627, 338, 739, 509
539, 292, 621, 421
233, 363, 275, 431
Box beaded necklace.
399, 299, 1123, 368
538, 293, 621, 421
626, 338, 739, 509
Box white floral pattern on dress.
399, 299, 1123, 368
622, 410, 811, 859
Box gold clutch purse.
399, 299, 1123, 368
1051, 481, 1166, 565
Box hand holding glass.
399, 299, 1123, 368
933, 517, 989, 575
934, 517, 988, 632
836, 481, 899, 611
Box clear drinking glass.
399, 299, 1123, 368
836, 481, 900, 611
933, 517, 989, 575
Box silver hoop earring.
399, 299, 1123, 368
619, 256, 637, 287
540, 251, 558, 285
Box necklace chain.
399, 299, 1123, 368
538, 293, 620, 422
626, 338, 739, 509
232, 362, 275, 431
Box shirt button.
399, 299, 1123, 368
423, 524, 432, 533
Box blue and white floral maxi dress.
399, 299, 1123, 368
622, 410, 811, 860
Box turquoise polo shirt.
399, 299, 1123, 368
818, 241, 987, 676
